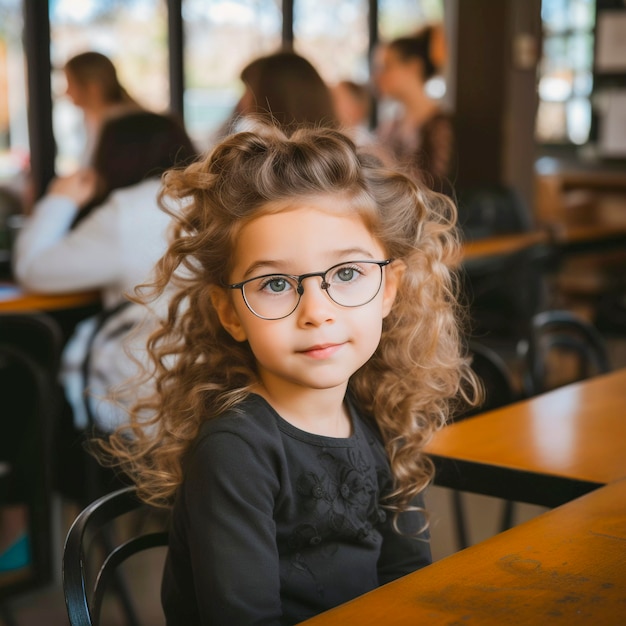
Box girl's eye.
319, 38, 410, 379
332, 265, 362, 283
259, 277, 291, 293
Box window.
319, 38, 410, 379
378, 0, 443, 40
49, 0, 169, 173
0, 0, 29, 190
183, 0, 282, 149
293, 0, 369, 85
536, 0, 596, 145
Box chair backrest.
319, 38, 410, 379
1, 313, 63, 600
462, 242, 551, 340
0, 313, 63, 373
456, 340, 519, 421
457, 184, 533, 240
63, 486, 169, 626
523, 309, 611, 396
0, 343, 56, 598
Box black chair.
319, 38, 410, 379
0, 313, 63, 373
595, 280, 626, 336
522, 309, 611, 397
63, 486, 168, 626
458, 185, 554, 345
451, 341, 519, 549
457, 184, 533, 240
0, 314, 63, 619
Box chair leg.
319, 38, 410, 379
500, 500, 516, 532
451, 490, 470, 550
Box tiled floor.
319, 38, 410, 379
3, 336, 625, 626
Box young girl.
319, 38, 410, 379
106, 124, 477, 625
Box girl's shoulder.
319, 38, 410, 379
183, 395, 285, 478
195, 394, 280, 446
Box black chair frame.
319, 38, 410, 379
523, 309, 611, 396
63, 486, 168, 626
1, 313, 63, 614
451, 341, 519, 550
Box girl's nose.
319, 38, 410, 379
296, 277, 336, 326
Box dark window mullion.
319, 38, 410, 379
282, 0, 294, 49
23, 0, 55, 199
167, 0, 184, 120
368, 0, 379, 128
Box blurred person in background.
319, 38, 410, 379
217, 49, 338, 139
332, 79, 375, 147
13, 110, 197, 500
374, 25, 455, 195
63, 51, 141, 166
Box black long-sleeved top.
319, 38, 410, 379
161, 394, 431, 625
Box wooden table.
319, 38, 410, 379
0, 283, 100, 313
462, 231, 549, 261
301, 478, 626, 625
426, 369, 626, 507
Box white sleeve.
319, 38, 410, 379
13, 194, 124, 293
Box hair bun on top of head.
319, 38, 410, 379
205, 122, 366, 193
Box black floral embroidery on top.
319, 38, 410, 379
296, 472, 330, 512
283, 433, 395, 598
290, 446, 385, 554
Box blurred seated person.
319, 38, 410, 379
0, 186, 23, 278
374, 24, 455, 195
13, 110, 197, 434
332, 79, 376, 147
218, 49, 338, 138
63, 51, 141, 166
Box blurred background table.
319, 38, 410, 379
462, 231, 549, 262
0, 283, 100, 314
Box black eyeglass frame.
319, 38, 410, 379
227, 259, 393, 320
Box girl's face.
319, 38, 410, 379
212, 198, 402, 405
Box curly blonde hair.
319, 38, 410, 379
104, 124, 478, 515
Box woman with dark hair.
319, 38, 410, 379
72, 109, 196, 227
14, 110, 198, 433
219, 50, 337, 138
374, 25, 455, 195
64, 51, 140, 164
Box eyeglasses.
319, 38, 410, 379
228, 259, 393, 320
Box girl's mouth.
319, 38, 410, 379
300, 343, 343, 359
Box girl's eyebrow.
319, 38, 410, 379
242, 248, 377, 279
242, 260, 288, 279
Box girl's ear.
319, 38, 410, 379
210, 287, 248, 342
381, 260, 405, 318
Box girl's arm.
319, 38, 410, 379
164, 429, 283, 625
376, 493, 432, 585
13, 190, 124, 293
